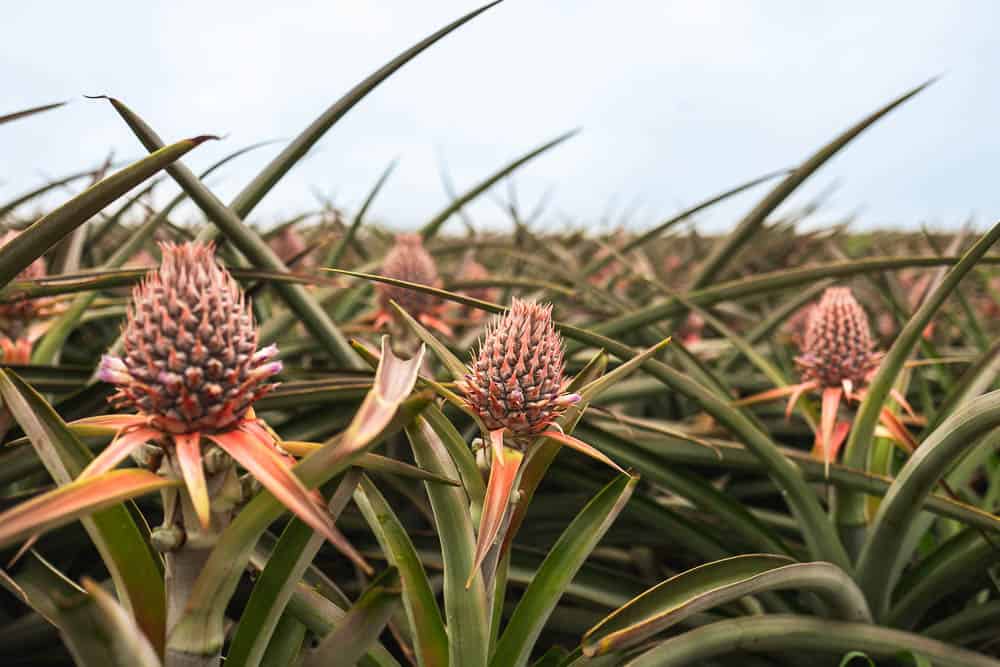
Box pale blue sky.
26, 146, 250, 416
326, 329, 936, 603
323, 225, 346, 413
3, 1, 998, 233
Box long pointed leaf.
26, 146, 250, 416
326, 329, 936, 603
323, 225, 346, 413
625, 614, 1000, 667
857, 390, 1000, 619
689, 79, 933, 291
206, 427, 371, 575
406, 415, 490, 667
0, 469, 175, 548
469, 445, 523, 589
420, 129, 578, 240
303, 568, 402, 667
0, 371, 169, 655
0, 101, 66, 126
491, 474, 637, 667
355, 475, 448, 667
583, 555, 870, 657
226, 1, 502, 223
225, 471, 363, 667
97, 96, 362, 369
0, 135, 214, 288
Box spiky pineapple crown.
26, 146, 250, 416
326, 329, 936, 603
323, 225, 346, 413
460, 298, 579, 443
99, 242, 281, 434
0, 230, 47, 337
795, 287, 882, 389
377, 234, 441, 316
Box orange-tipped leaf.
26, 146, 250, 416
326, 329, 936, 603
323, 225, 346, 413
467, 445, 523, 589
79, 427, 160, 479
819, 386, 843, 476
0, 470, 176, 549
538, 429, 628, 476
207, 426, 372, 575
174, 432, 211, 529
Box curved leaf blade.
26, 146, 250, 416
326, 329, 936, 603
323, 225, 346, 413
0, 135, 214, 288
583, 555, 871, 657
490, 474, 637, 667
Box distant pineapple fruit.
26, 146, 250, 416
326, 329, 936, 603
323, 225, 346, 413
457, 253, 498, 320
795, 287, 882, 390
374, 233, 450, 335
0, 229, 49, 362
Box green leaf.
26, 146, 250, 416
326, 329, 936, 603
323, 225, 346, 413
573, 424, 791, 556
283, 584, 400, 667
81, 578, 162, 667
0, 266, 328, 302
2, 553, 161, 667
582, 555, 871, 657
887, 528, 997, 630
921, 336, 1000, 437
225, 471, 362, 667
422, 405, 486, 509
224, 1, 502, 225
490, 474, 637, 667
389, 299, 469, 380
0, 165, 110, 221
581, 167, 789, 278
324, 159, 397, 268
0, 101, 66, 125
625, 614, 998, 667
420, 129, 578, 240
689, 78, 934, 291
839, 651, 876, 667
302, 568, 402, 667
260, 615, 307, 667
0, 370, 170, 656
0, 364, 92, 393
98, 95, 363, 368
355, 476, 449, 667
591, 418, 1000, 535
857, 390, 1000, 619
896, 651, 935, 667
0, 135, 214, 288
406, 416, 490, 667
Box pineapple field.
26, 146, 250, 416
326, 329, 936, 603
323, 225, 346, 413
3, 4, 1000, 666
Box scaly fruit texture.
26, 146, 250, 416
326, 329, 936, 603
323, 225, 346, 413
99, 241, 281, 434
795, 287, 882, 391
460, 298, 579, 443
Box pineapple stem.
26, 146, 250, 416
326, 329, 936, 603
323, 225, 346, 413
162, 451, 236, 667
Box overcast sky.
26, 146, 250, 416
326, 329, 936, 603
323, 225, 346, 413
3, 1, 998, 234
